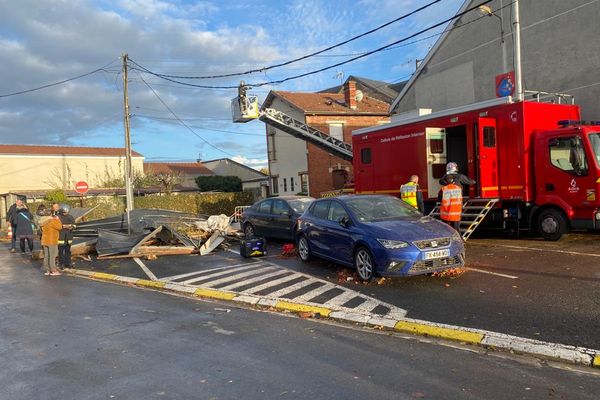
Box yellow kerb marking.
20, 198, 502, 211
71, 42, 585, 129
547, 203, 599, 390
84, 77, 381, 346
275, 301, 331, 317
394, 321, 483, 344
92, 272, 118, 280
593, 355, 600, 368
136, 280, 166, 289
194, 288, 236, 300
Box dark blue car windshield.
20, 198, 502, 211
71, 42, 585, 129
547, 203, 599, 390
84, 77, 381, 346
345, 196, 421, 222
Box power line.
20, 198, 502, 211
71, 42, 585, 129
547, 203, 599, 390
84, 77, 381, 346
136, 73, 237, 157
128, 0, 492, 89
136, 0, 444, 80
0, 58, 121, 98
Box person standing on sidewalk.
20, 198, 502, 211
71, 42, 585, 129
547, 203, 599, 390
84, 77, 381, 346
6, 197, 24, 253
15, 203, 35, 254
40, 211, 63, 276
440, 175, 463, 232
57, 204, 76, 269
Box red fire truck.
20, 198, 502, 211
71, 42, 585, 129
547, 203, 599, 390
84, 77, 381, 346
352, 97, 600, 240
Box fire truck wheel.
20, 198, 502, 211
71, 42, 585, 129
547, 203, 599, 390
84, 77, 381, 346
354, 247, 375, 281
243, 223, 255, 238
537, 208, 567, 241
297, 235, 311, 262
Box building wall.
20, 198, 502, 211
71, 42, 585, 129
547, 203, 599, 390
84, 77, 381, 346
394, 0, 600, 119
203, 159, 266, 181
0, 155, 144, 193
266, 97, 309, 196
306, 114, 390, 197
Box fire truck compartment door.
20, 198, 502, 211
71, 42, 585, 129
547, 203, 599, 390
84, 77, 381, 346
477, 118, 499, 198
426, 128, 446, 199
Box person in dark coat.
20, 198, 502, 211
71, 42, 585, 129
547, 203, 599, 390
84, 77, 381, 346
57, 204, 76, 269
439, 162, 476, 191
6, 197, 25, 253
15, 203, 35, 254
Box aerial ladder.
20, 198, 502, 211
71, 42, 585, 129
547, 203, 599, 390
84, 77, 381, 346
231, 82, 353, 161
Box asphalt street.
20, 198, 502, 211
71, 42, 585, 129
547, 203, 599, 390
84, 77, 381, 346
1, 248, 599, 400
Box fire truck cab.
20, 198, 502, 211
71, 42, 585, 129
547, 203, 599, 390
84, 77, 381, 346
352, 98, 600, 240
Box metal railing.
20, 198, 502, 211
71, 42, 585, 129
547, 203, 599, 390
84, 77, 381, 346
232, 206, 250, 223
524, 90, 575, 105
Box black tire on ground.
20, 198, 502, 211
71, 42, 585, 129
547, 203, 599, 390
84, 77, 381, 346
297, 235, 312, 262
243, 223, 255, 238
354, 246, 375, 281
537, 208, 567, 241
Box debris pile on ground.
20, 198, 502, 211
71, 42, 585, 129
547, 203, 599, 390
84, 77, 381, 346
71, 209, 240, 259
279, 243, 297, 258
431, 267, 467, 278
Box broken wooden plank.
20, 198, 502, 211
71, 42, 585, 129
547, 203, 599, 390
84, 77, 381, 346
199, 230, 226, 256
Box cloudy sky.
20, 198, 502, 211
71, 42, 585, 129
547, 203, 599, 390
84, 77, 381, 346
0, 0, 464, 169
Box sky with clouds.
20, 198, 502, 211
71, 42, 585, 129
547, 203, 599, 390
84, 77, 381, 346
0, 0, 465, 170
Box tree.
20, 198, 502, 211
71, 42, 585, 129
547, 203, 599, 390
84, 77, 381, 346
259, 167, 269, 175
196, 176, 242, 192
153, 171, 183, 195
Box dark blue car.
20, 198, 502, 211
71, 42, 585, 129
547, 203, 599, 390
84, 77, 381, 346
296, 195, 465, 280
242, 196, 314, 240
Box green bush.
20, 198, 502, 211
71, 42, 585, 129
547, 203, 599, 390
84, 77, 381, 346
195, 176, 242, 192
44, 190, 67, 202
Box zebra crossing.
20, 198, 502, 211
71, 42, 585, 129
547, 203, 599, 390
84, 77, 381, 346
158, 256, 407, 319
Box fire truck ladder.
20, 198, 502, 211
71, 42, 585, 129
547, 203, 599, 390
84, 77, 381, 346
429, 198, 499, 241
259, 108, 353, 161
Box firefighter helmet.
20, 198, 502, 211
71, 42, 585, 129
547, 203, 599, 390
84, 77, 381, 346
59, 204, 70, 215
446, 162, 458, 174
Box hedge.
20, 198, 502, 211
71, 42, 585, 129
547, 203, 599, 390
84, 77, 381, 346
25, 192, 255, 221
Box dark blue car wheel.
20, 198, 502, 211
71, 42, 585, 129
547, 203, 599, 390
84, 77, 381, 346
354, 247, 375, 281
297, 235, 311, 262
243, 223, 255, 238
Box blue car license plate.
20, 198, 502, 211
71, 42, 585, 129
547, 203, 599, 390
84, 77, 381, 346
424, 249, 450, 260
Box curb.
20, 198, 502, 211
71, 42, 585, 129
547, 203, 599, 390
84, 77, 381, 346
66, 268, 600, 369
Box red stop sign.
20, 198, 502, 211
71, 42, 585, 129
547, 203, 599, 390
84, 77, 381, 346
75, 181, 89, 194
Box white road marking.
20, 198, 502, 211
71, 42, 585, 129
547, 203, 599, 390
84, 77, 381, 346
293, 283, 338, 302
264, 278, 323, 298
325, 290, 363, 307
217, 269, 293, 290
133, 257, 158, 281
247, 274, 308, 295
182, 264, 265, 285
468, 267, 519, 279
203, 265, 277, 288
160, 261, 263, 282
470, 242, 600, 258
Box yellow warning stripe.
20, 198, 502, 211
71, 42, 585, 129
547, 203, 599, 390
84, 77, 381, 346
394, 321, 484, 344
194, 288, 236, 300
136, 279, 166, 289
275, 301, 332, 317
593, 355, 600, 368
92, 272, 118, 280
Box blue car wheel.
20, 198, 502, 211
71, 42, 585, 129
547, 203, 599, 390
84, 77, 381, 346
297, 235, 311, 262
354, 247, 375, 281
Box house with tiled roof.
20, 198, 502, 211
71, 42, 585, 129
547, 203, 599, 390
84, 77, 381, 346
0, 144, 145, 195
143, 162, 214, 188
261, 79, 395, 197
201, 158, 269, 199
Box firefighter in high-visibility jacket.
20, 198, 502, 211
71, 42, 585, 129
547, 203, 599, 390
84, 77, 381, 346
400, 175, 424, 213
440, 175, 463, 231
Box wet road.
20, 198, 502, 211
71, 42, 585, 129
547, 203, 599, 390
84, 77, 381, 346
1, 247, 599, 400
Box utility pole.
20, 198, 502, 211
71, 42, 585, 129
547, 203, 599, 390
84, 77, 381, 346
122, 53, 134, 233
512, 0, 524, 101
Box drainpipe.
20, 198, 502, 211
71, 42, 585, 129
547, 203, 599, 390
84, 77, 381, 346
512, 0, 524, 101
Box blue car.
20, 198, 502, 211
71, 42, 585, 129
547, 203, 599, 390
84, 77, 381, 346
296, 195, 465, 280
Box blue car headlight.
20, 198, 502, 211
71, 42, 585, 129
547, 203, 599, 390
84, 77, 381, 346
377, 239, 410, 249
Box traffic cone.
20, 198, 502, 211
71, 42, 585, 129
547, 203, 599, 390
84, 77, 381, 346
7, 224, 12, 239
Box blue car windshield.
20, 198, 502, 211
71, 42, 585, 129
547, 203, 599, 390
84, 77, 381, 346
345, 196, 421, 222
288, 198, 313, 213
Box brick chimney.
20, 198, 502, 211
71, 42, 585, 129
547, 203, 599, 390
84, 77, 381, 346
344, 80, 357, 110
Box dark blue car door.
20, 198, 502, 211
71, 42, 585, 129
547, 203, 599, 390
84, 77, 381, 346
254, 199, 273, 236
272, 199, 293, 239
306, 200, 330, 255
320, 200, 354, 265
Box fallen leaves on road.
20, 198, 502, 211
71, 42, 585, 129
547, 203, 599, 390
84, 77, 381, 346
279, 243, 297, 258
432, 267, 467, 278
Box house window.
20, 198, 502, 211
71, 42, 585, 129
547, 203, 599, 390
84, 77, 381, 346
267, 129, 277, 161
328, 123, 344, 142
290, 177, 295, 192
300, 173, 309, 194
271, 176, 279, 194
283, 178, 287, 192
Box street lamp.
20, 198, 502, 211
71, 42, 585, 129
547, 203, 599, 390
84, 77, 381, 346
478, 5, 507, 73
